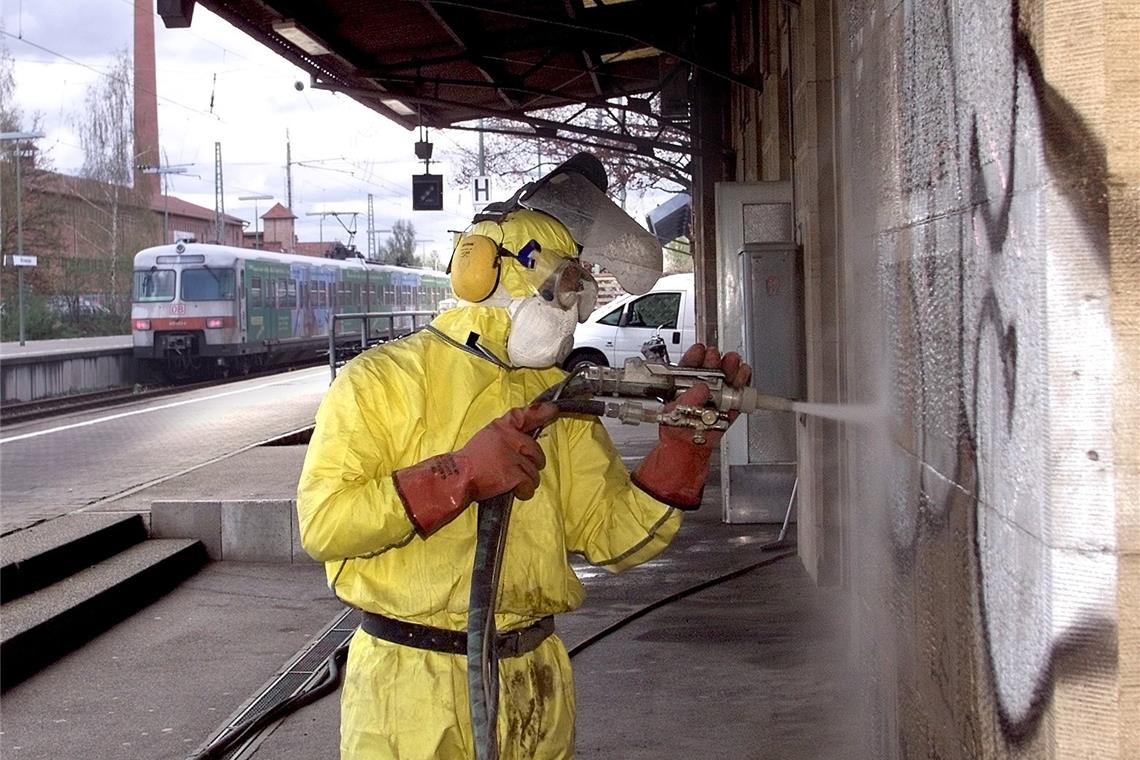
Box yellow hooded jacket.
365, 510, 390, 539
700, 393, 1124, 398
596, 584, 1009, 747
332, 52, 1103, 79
297, 304, 683, 759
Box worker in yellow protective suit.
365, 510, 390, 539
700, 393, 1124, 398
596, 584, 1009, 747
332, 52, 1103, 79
297, 154, 751, 759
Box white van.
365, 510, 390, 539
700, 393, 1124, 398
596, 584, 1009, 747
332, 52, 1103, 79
563, 272, 696, 371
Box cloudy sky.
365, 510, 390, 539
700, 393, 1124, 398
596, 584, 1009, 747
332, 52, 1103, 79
1, 0, 490, 262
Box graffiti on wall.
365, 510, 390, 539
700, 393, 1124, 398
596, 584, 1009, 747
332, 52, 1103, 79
872, 0, 1116, 746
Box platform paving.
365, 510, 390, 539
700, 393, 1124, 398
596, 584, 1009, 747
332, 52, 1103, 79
0, 419, 854, 759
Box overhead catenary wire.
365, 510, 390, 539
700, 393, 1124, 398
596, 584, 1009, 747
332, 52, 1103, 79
1, 30, 224, 122
107, 0, 260, 67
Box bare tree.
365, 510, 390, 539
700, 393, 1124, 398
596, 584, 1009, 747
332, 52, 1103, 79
77, 50, 134, 186
71, 48, 151, 314
443, 97, 691, 201
0, 40, 55, 259
0, 39, 63, 337
384, 219, 418, 267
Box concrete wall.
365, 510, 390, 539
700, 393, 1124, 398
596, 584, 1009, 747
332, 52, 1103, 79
728, 0, 1137, 756
1, 348, 134, 402
840, 0, 1137, 755
151, 499, 312, 563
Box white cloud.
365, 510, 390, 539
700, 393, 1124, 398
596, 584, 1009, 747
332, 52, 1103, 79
2, 0, 475, 264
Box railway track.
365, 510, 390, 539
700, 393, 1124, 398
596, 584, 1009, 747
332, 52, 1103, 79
0, 382, 201, 425
0, 358, 330, 426
0, 325, 424, 427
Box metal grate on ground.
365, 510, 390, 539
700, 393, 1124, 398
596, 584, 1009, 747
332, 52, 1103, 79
193, 607, 360, 760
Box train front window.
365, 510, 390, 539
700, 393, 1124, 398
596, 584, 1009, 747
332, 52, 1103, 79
182, 267, 236, 301
133, 269, 176, 302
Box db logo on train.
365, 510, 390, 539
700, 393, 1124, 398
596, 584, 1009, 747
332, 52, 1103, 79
169, 303, 187, 315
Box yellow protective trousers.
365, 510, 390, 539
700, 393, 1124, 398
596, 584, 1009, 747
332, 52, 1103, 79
341, 630, 575, 758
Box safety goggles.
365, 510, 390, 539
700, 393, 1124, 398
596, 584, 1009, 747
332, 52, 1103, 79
530, 255, 598, 321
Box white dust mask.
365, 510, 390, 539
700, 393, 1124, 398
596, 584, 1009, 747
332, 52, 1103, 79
506, 296, 577, 368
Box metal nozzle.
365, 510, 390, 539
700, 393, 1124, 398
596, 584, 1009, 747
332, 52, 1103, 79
604, 401, 660, 425
716, 386, 795, 413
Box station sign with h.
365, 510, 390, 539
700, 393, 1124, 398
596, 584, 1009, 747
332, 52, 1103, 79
472, 175, 494, 212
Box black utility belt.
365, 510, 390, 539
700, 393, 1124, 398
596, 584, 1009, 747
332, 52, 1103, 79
360, 612, 555, 659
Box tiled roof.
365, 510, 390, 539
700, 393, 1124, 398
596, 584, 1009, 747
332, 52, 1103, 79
26, 169, 243, 225
262, 203, 296, 220
150, 194, 244, 224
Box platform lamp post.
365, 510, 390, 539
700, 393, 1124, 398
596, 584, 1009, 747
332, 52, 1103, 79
1, 131, 44, 346
141, 164, 190, 243
239, 194, 273, 249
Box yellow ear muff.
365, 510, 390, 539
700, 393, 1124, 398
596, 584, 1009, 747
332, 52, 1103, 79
448, 234, 503, 302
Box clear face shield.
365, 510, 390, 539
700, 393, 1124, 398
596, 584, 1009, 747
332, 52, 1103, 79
518, 169, 663, 295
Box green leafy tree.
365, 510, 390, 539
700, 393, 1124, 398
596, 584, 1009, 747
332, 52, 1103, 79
384, 219, 418, 267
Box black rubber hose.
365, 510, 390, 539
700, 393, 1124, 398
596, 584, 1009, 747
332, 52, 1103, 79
567, 550, 797, 659
467, 395, 604, 760
549, 398, 606, 417
468, 495, 511, 760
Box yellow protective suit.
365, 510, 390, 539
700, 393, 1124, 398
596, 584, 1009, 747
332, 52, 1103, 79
296, 305, 683, 759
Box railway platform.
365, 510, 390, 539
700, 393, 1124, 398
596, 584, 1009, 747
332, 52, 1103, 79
0, 335, 134, 405
0, 419, 854, 760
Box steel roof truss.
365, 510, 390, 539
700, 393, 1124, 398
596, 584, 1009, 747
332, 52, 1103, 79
417, 0, 524, 109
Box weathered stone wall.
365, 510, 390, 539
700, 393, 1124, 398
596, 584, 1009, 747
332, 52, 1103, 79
728, 0, 1136, 756
834, 0, 1136, 756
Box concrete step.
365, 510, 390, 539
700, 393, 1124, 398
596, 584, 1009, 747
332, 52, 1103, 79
0, 512, 149, 603
0, 537, 208, 690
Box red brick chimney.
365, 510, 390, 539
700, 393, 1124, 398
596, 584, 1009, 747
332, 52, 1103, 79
134, 0, 161, 197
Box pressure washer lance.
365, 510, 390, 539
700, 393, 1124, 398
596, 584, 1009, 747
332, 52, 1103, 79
574, 357, 795, 443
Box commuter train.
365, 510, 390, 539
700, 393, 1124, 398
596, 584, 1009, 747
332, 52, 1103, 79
131, 242, 451, 380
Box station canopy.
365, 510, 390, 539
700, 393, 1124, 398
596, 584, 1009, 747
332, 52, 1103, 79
158, 0, 736, 158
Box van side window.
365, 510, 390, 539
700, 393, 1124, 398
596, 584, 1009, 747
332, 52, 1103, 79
598, 305, 624, 326
627, 292, 680, 329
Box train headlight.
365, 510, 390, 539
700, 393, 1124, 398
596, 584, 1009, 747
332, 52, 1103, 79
134, 319, 151, 330
206, 318, 224, 329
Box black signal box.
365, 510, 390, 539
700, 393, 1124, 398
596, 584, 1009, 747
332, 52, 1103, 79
412, 174, 444, 211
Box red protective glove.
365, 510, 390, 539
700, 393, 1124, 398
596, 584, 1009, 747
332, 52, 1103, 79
632, 344, 753, 509
394, 403, 560, 535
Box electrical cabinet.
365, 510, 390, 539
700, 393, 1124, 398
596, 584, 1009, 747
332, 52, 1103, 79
715, 182, 804, 523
